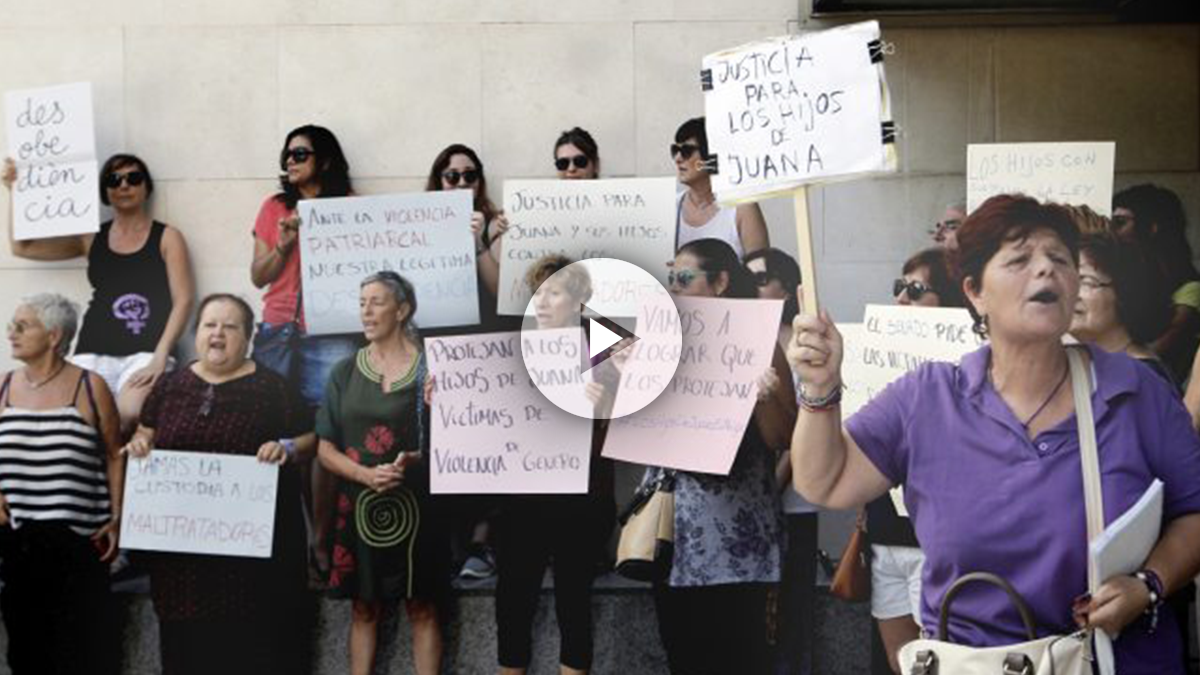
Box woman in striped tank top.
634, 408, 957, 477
0, 293, 124, 675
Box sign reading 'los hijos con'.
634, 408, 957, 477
298, 190, 479, 335
4, 82, 100, 240
967, 142, 1116, 215
702, 21, 896, 203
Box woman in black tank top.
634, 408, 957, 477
3, 154, 195, 436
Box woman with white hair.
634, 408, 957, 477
0, 293, 123, 675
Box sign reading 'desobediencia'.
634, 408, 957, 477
498, 177, 676, 316
298, 190, 478, 335
702, 21, 896, 203
426, 330, 592, 494
603, 297, 783, 475
121, 450, 280, 558
967, 142, 1116, 215
844, 304, 982, 416
4, 82, 99, 240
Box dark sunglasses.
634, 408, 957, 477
281, 147, 315, 165
893, 278, 932, 302
103, 171, 147, 189
670, 143, 701, 160
442, 169, 479, 187
555, 155, 590, 171
668, 269, 702, 289
751, 271, 774, 287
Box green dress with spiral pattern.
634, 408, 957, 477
315, 349, 449, 602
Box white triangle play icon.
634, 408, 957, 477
589, 318, 622, 358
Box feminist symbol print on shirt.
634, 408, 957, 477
112, 293, 150, 335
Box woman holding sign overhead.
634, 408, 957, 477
788, 195, 1200, 674
121, 293, 314, 675
3, 154, 195, 436
651, 238, 796, 675
249, 123, 358, 581
0, 293, 122, 675
315, 271, 450, 675
671, 118, 768, 260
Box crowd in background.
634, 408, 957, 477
1, 115, 1199, 675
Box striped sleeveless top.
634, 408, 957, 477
0, 371, 112, 535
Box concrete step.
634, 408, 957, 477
0, 573, 870, 674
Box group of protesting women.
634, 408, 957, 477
1, 112, 1199, 675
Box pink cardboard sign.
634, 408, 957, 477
425, 330, 592, 494
602, 297, 783, 475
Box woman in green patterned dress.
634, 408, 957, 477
316, 271, 449, 675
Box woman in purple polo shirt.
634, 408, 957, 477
788, 194, 1200, 674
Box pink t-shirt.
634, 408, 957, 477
253, 195, 305, 327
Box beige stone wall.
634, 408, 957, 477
0, 4, 1197, 371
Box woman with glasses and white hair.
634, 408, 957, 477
0, 293, 123, 675
316, 271, 450, 675
3, 154, 195, 436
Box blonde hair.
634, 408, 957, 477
523, 254, 593, 303
1062, 204, 1111, 235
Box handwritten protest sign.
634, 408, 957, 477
701, 21, 896, 204
498, 178, 675, 316
298, 190, 478, 335
967, 142, 1115, 215
121, 450, 279, 558
4, 82, 99, 240
603, 297, 783, 475
426, 330, 593, 494
836, 323, 868, 417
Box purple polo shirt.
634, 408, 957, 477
847, 343, 1200, 675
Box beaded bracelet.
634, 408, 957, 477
799, 383, 844, 412
1133, 569, 1165, 633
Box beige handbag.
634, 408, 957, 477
615, 470, 676, 582
898, 347, 1108, 675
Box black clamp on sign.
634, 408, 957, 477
700, 69, 714, 91
881, 121, 896, 145
868, 39, 885, 64
702, 155, 719, 175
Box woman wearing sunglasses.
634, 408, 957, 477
865, 247, 962, 674
249, 123, 358, 580
554, 127, 600, 180
425, 144, 511, 313
3, 153, 195, 437
672, 117, 769, 261
653, 238, 796, 675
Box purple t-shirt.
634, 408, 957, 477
847, 343, 1200, 675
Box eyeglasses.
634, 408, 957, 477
555, 155, 590, 172
927, 218, 962, 237
103, 171, 147, 189
442, 169, 479, 187
670, 143, 701, 160
281, 147, 314, 165
893, 278, 933, 302
668, 269, 702, 289
1079, 276, 1114, 291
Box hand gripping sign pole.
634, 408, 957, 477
701, 21, 898, 314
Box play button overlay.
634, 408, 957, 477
521, 258, 681, 420
582, 309, 639, 373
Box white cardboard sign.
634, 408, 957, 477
4, 82, 99, 240
121, 450, 280, 558
967, 142, 1116, 215
298, 190, 479, 335
702, 21, 896, 203
498, 177, 676, 316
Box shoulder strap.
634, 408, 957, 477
0, 372, 12, 408
79, 371, 99, 425
415, 353, 427, 453
1066, 346, 1103, 592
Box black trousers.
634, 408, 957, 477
0, 522, 120, 675
158, 610, 313, 675
654, 581, 773, 675
775, 513, 819, 675
495, 494, 615, 669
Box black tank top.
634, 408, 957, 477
74, 220, 173, 356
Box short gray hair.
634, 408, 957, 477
360, 271, 419, 335
20, 293, 79, 357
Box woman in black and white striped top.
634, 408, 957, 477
0, 293, 123, 675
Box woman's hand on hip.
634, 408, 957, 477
91, 519, 120, 563
787, 308, 843, 395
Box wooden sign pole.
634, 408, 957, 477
792, 187, 819, 315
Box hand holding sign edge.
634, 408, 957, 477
788, 307, 843, 398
